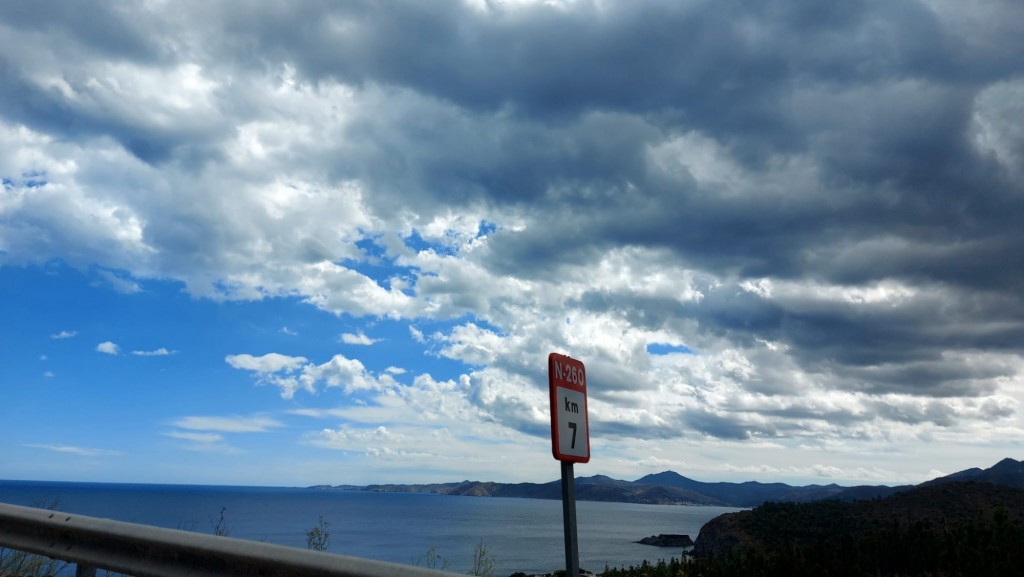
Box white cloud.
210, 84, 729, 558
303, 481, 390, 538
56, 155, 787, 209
227, 351, 392, 398
298, 262, 418, 317
164, 415, 280, 455
280, 326, 297, 336
96, 341, 120, 355
636, 455, 686, 470
305, 354, 382, 393
50, 330, 77, 339
131, 347, 175, 356
288, 408, 350, 419
163, 431, 240, 454
225, 353, 308, 373
98, 269, 141, 294
340, 331, 378, 345
27, 444, 121, 457
171, 415, 283, 433
165, 431, 224, 443
226, 353, 312, 398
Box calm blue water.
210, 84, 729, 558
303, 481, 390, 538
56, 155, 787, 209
0, 480, 739, 575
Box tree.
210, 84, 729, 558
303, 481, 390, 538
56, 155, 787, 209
414, 546, 450, 571
305, 516, 331, 552
468, 540, 496, 577
210, 506, 231, 536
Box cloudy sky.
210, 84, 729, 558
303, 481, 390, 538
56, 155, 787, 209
2, 0, 1023, 488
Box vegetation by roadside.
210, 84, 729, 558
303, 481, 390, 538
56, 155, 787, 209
598, 498, 1024, 577
0, 546, 66, 577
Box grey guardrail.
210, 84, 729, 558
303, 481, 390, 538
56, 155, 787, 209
0, 502, 462, 577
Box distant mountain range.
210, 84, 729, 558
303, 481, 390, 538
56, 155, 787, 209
312, 457, 1024, 509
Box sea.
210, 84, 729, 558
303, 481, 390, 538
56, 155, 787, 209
0, 480, 740, 575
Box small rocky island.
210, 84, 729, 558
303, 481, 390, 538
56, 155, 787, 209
635, 534, 693, 547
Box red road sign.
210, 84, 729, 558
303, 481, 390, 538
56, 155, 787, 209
549, 353, 590, 463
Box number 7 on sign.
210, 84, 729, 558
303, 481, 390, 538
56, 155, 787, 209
568, 422, 577, 449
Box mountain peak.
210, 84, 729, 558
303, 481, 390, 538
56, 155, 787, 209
575, 474, 628, 486
923, 457, 1024, 490
635, 470, 696, 485
990, 457, 1023, 471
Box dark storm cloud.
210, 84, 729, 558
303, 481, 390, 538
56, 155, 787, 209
210, 0, 1024, 179
332, 98, 661, 219
227, 2, 982, 115
0, 1, 166, 63
685, 409, 760, 440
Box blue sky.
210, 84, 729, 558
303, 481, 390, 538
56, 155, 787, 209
2, 0, 1024, 487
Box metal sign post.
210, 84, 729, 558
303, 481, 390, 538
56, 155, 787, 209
549, 353, 589, 577
560, 461, 580, 577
